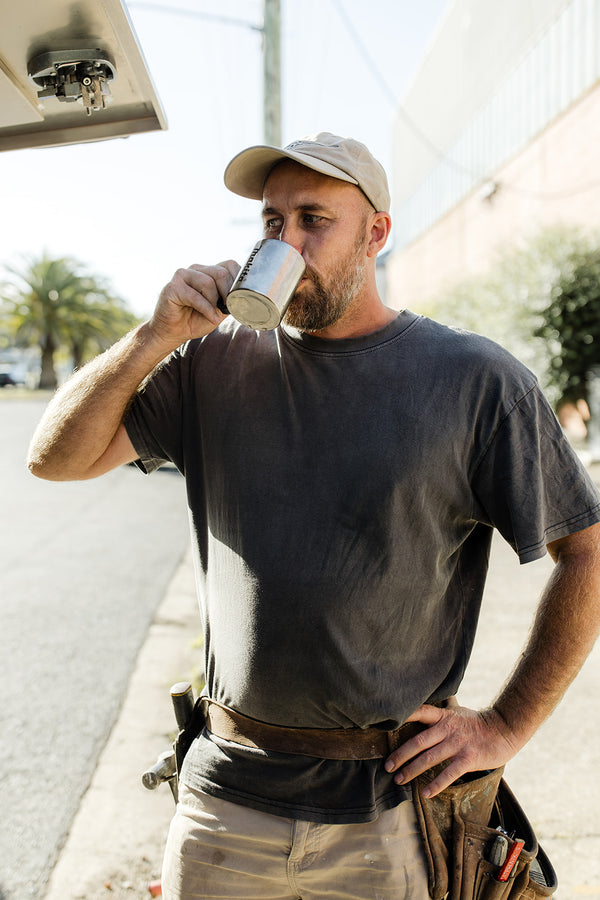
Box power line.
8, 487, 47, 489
328, 0, 479, 180
129, 0, 476, 179
126, 2, 263, 32
330, 0, 600, 204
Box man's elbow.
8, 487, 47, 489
26, 441, 92, 482
547, 521, 600, 564
27, 424, 138, 481
27, 449, 77, 481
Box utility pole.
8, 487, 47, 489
129, 3, 280, 146
262, 0, 281, 146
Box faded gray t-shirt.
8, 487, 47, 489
125, 311, 600, 822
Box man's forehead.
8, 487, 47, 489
262, 160, 365, 208
261, 201, 335, 217
264, 158, 351, 189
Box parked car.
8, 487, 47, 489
0, 371, 16, 387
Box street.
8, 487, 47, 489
0, 397, 191, 900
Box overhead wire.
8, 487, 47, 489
330, 0, 600, 202
328, 0, 480, 180
126, 1, 262, 31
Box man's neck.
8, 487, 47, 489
309, 298, 398, 340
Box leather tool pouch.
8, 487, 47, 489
174, 696, 207, 776
412, 766, 557, 900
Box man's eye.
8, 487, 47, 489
303, 214, 323, 226
264, 219, 281, 231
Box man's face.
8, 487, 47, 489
261, 161, 372, 333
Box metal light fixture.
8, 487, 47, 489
27, 49, 116, 115
0, 0, 166, 151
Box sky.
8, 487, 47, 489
0, 0, 450, 319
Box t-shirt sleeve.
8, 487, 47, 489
124, 348, 186, 474
472, 383, 600, 563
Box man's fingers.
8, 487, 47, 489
385, 727, 450, 783
390, 739, 475, 793
405, 703, 446, 726
163, 263, 240, 327
164, 274, 221, 326
384, 705, 446, 772
217, 259, 241, 282
418, 761, 468, 798
188, 261, 239, 305
384, 705, 519, 799
185, 265, 228, 306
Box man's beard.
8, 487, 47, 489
283, 235, 368, 333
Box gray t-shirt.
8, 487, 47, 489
125, 310, 600, 822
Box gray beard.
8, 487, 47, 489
283, 254, 367, 333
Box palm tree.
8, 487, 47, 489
64, 286, 139, 370
0, 254, 139, 388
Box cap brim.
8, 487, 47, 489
224, 144, 358, 201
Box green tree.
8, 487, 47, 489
534, 246, 600, 406
424, 226, 600, 407
65, 288, 140, 371
0, 253, 139, 389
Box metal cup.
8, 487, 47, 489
225, 239, 306, 331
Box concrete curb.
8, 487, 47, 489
43, 546, 199, 900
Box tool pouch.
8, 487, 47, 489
412, 766, 557, 900
174, 696, 207, 776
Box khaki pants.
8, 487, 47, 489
161, 781, 430, 899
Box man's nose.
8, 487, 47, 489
278, 222, 303, 254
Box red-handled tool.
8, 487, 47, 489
497, 838, 525, 882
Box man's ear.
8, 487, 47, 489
367, 212, 392, 258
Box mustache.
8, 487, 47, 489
299, 265, 321, 286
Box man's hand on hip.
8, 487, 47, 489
384, 703, 519, 798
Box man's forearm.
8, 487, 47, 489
386, 523, 600, 796
492, 522, 600, 747
27, 323, 174, 481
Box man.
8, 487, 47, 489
28, 133, 600, 900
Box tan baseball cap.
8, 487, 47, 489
224, 131, 391, 213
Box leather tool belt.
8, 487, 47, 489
173, 696, 558, 900
201, 697, 426, 759
413, 765, 558, 899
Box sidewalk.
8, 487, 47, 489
44, 545, 200, 900
44, 484, 600, 899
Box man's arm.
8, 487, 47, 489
27, 262, 238, 481
385, 520, 600, 797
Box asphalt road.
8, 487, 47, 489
0, 396, 191, 900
